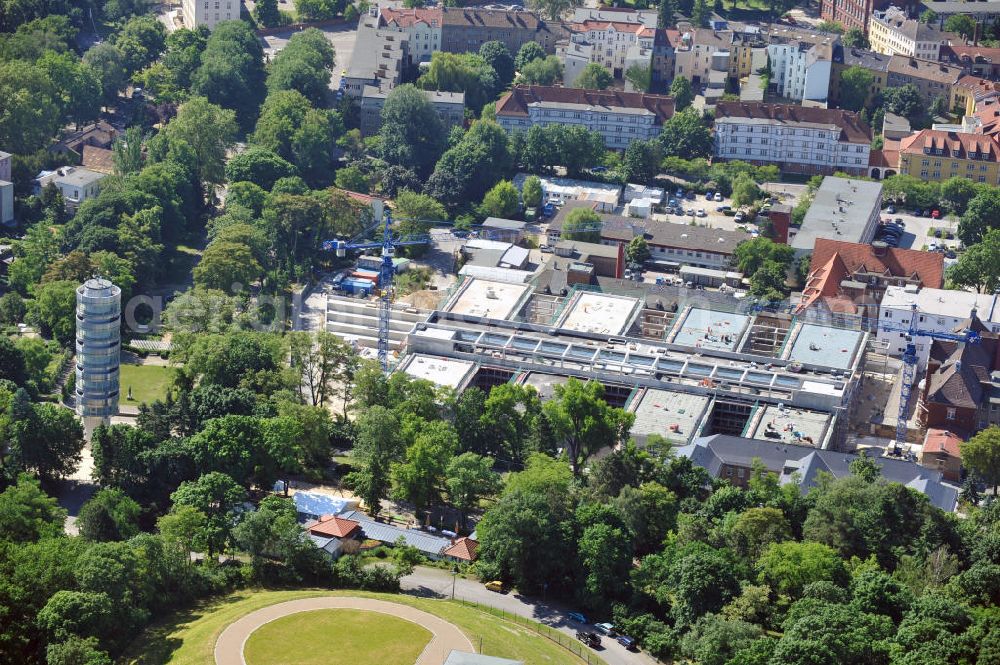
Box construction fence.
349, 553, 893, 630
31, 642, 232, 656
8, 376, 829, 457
455, 597, 610, 665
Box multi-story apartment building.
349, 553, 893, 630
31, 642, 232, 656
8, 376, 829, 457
439, 7, 562, 56
765, 26, 837, 103
565, 16, 652, 79
797, 239, 943, 318
673, 27, 732, 86
819, 0, 918, 34
378, 7, 442, 64
869, 7, 951, 59
359, 86, 464, 136
939, 44, 1000, 81
495, 85, 675, 150
951, 74, 1000, 115
887, 55, 964, 105
897, 129, 1000, 184
181, 0, 237, 29
714, 102, 872, 176
830, 46, 890, 107
343, 15, 409, 99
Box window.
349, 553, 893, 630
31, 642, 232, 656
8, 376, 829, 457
947, 407, 957, 420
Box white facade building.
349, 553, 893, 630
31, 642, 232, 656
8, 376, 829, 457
877, 285, 1000, 369
870, 7, 950, 60
182, 0, 237, 30
378, 7, 442, 64
35, 166, 107, 212
714, 102, 872, 177
766, 41, 833, 103
496, 85, 675, 151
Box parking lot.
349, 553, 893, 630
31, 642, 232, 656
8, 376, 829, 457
258, 23, 358, 90
876, 205, 961, 253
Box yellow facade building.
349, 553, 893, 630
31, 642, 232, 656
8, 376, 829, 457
897, 129, 1000, 184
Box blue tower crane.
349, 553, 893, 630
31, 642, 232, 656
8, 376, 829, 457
879, 303, 981, 444
323, 210, 429, 372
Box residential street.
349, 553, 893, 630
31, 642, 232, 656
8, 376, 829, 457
401, 566, 659, 665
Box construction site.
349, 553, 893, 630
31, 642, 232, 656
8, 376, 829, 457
312, 271, 875, 452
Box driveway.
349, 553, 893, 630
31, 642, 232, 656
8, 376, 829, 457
402, 567, 658, 665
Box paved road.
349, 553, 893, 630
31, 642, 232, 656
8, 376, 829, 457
214, 596, 473, 665
402, 567, 658, 665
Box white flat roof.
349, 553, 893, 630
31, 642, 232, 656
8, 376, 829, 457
881, 286, 1000, 322
400, 354, 475, 389
630, 389, 711, 446
748, 404, 831, 447
445, 279, 530, 321
672, 307, 750, 351
557, 291, 639, 335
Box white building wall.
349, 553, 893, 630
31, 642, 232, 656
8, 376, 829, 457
183, 0, 237, 29
714, 120, 870, 171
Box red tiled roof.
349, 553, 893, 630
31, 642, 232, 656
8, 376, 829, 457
797, 239, 944, 314
942, 44, 1000, 63
714, 102, 872, 144
81, 145, 115, 174
898, 129, 1000, 162
809, 239, 945, 289
923, 428, 963, 457
306, 515, 361, 539
956, 75, 1000, 101
571, 19, 646, 34
381, 7, 442, 27
443, 537, 478, 561
496, 85, 675, 123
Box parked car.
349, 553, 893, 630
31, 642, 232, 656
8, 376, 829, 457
894, 218, 904, 225
928, 243, 939, 251
617, 635, 638, 651
914, 208, 924, 216
576, 631, 601, 648
697, 209, 706, 217
590, 166, 608, 173
675, 188, 684, 198
887, 204, 896, 214
541, 203, 555, 217
594, 623, 616, 636
705, 191, 714, 200
567, 612, 588, 624
714, 192, 723, 202
687, 209, 696, 216
931, 209, 941, 219
668, 198, 677, 206
717, 204, 731, 212
484, 581, 505, 592
946, 250, 957, 259
539, 244, 552, 253
734, 212, 745, 223
687, 191, 697, 199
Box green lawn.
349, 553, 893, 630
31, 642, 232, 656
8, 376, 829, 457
119, 363, 172, 405
120, 589, 594, 665
244, 609, 430, 665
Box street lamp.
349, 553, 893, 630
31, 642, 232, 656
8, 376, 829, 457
451, 565, 458, 600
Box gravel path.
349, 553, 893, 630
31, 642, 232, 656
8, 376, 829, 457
214, 596, 474, 665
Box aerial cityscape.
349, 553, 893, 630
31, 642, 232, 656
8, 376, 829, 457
3, 0, 1000, 663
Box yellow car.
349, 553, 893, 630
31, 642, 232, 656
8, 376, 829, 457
484, 580, 505, 593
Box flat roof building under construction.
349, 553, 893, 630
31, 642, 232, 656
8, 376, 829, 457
670, 307, 751, 351
444, 278, 530, 321
746, 404, 833, 448
629, 388, 711, 446
784, 323, 865, 371
556, 291, 642, 336
409, 310, 865, 412
397, 353, 476, 390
